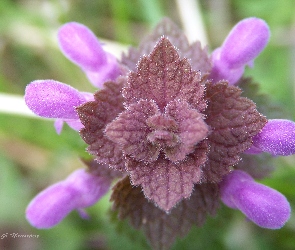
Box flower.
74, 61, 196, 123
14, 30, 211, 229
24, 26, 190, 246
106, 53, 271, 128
251, 119, 295, 156
57, 22, 121, 88
220, 170, 290, 229
24, 22, 123, 134
26, 168, 111, 229
99, 37, 267, 212
24, 18, 295, 250
24, 80, 94, 133
209, 17, 270, 84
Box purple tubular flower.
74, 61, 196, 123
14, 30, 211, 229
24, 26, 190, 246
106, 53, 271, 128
25, 80, 86, 119
58, 22, 120, 88
210, 17, 270, 84
251, 119, 295, 156
26, 169, 110, 229
220, 170, 290, 229
25, 80, 93, 133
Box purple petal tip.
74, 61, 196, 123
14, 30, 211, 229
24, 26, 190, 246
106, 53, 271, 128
26, 169, 110, 229
220, 17, 270, 68
210, 17, 270, 84
58, 22, 107, 71
25, 80, 86, 119
58, 22, 120, 87
220, 170, 290, 229
253, 119, 295, 156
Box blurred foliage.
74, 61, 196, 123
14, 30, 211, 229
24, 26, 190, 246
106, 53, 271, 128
0, 0, 295, 249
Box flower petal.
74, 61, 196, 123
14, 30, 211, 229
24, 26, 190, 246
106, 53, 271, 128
58, 22, 120, 87
58, 22, 107, 71
26, 169, 110, 228
210, 18, 270, 84
64, 169, 110, 207
220, 17, 270, 68
26, 183, 78, 229
220, 170, 290, 229
252, 119, 295, 156
25, 80, 86, 119
54, 119, 64, 134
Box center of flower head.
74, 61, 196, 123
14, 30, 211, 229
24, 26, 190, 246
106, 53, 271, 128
146, 113, 179, 148
78, 36, 267, 213
147, 129, 179, 147
144, 100, 210, 162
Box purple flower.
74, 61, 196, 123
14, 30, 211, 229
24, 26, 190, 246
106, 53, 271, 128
81, 37, 268, 212
210, 17, 270, 85
24, 22, 123, 133
24, 80, 94, 133
220, 170, 290, 229
26, 169, 110, 229
24, 18, 294, 250
251, 119, 295, 156
58, 22, 121, 88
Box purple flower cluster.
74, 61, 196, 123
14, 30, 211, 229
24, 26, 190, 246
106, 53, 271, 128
24, 17, 295, 249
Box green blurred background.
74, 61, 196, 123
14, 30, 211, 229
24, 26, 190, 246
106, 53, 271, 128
1, 0, 295, 249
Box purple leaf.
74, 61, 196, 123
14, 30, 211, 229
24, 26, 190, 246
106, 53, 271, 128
122, 18, 212, 74
203, 81, 267, 182
111, 176, 219, 250
164, 100, 208, 161
106, 99, 208, 163
126, 142, 208, 211
77, 78, 126, 171
105, 99, 161, 163
123, 37, 207, 112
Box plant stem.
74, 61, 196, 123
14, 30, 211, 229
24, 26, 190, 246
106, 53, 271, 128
0, 93, 39, 118
175, 0, 208, 46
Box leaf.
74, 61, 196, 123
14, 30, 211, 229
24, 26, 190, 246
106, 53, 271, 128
123, 37, 207, 112
125, 141, 208, 212
121, 18, 212, 74
81, 158, 125, 180
105, 99, 161, 163
111, 176, 219, 250
234, 153, 275, 179
164, 100, 208, 161
77, 77, 126, 171
202, 81, 267, 182
238, 77, 291, 119
105, 99, 209, 163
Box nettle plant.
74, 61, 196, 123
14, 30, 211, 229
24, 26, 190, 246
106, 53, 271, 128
24, 18, 295, 249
